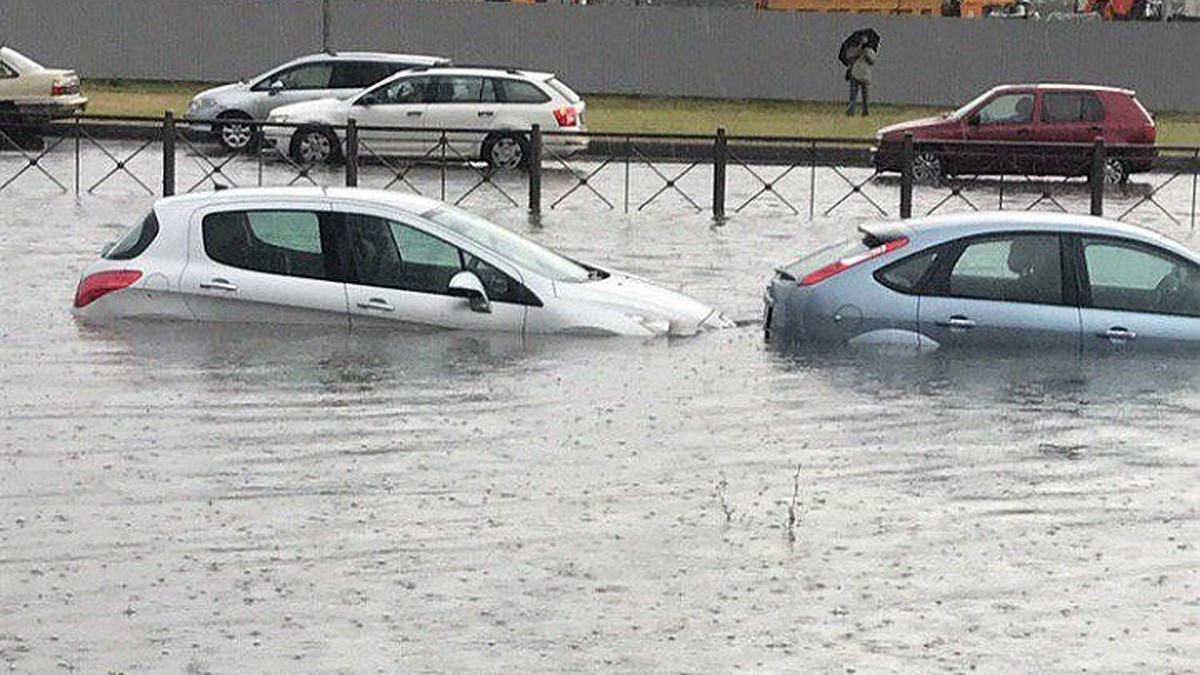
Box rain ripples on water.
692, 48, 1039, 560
1, 175, 1197, 673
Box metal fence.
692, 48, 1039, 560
1, 113, 1197, 229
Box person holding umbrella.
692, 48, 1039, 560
840, 29, 879, 117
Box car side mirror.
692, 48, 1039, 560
269, 80, 284, 96
967, 114, 980, 126
356, 94, 378, 106
448, 271, 492, 314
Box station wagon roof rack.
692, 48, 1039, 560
405, 63, 527, 75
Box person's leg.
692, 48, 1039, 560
861, 82, 870, 116
847, 80, 859, 116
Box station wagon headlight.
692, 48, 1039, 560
268, 113, 288, 123
627, 314, 672, 336
189, 97, 215, 113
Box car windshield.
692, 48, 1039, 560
949, 89, 997, 120
1, 48, 43, 72
423, 205, 591, 283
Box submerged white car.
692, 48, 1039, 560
73, 187, 732, 336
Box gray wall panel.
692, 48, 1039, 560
2, 1, 1197, 110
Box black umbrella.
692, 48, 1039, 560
838, 28, 881, 66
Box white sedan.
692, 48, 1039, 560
73, 187, 733, 337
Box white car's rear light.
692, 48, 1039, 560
74, 270, 142, 308
552, 106, 578, 128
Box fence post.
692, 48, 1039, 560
162, 111, 175, 196
900, 132, 914, 219
528, 124, 542, 216
1089, 139, 1105, 217
345, 119, 358, 187
712, 126, 727, 222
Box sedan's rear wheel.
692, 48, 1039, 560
289, 126, 339, 164
482, 133, 529, 170
216, 113, 256, 152
912, 151, 943, 184
1103, 157, 1129, 185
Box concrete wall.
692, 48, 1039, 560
2, 0, 1197, 111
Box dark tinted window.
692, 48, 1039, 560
203, 210, 329, 280
427, 76, 484, 104
0, 61, 14, 79
367, 75, 430, 105
876, 249, 940, 293
104, 211, 159, 260
497, 79, 550, 104
1042, 92, 1104, 123
261, 63, 333, 91
343, 213, 538, 305
330, 61, 394, 89
1082, 238, 1200, 316
944, 234, 1062, 304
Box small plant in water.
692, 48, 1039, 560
785, 463, 802, 543
714, 476, 735, 523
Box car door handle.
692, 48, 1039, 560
357, 298, 395, 313
1097, 327, 1136, 342
406, 111, 422, 117
936, 315, 976, 330
199, 278, 238, 292
477, 110, 494, 118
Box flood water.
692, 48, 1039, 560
1, 160, 1198, 673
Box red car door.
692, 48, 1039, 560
1037, 89, 1106, 176
961, 90, 1040, 176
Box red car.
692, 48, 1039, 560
873, 84, 1157, 184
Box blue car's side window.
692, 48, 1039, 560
1082, 239, 1200, 317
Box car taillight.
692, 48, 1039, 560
799, 237, 909, 287
52, 78, 79, 96
74, 270, 142, 308
552, 106, 578, 128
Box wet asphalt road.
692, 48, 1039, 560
0, 149, 1197, 673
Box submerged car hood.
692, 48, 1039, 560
877, 115, 955, 139
553, 271, 730, 334
269, 97, 347, 119
194, 82, 247, 100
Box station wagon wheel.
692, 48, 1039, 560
1103, 157, 1129, 185
912, 151, 943, 184
482, 132, 529, 170
289, 126, 339, 164
216, 112, 257, 152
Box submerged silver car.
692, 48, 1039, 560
765, 212, 1200, 353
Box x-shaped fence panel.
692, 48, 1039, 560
3, 116, 1199, 231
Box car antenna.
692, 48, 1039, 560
213, 182, 229, 191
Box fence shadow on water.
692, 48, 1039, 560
1, 113, 1196, 230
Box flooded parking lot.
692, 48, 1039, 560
1, 154, 1198, 673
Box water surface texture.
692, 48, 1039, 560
1, 171, 1198, 674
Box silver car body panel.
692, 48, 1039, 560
767, 211, 1200, 352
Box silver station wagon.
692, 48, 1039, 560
74, 187, 732, 337
765, 212, 1200, 353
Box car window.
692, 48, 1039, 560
1042, 92, 1104, 124
876, 249, 940, 293
203, 210, 330, 280
0, 61, 14, 79
545, 77, 581, 104
103, 210, 160, 260
330, 61, 393, 89
427, 76, 483, 104
1082, 239, 1200, 316
366, 76, 430, 105
944, 234, 1062, 304
270, 63, 333, 90
497, 79, 550, 104
975, 93, 1034, 125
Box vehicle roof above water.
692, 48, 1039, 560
985, 83, 1137, 97
864, 211, 1196, 258
153, 186, 446, 218
279, 51, 451, 66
